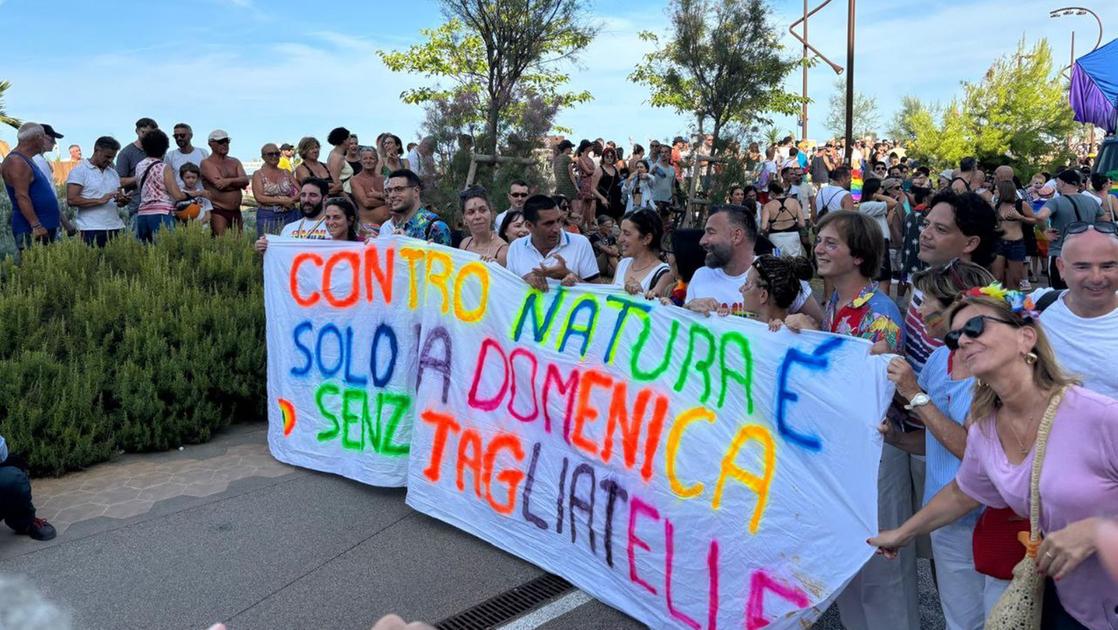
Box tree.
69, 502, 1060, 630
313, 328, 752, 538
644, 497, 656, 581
896, 39, 1075, 171
825, 77, 879, 139
379, 2, 596, 158
0, 81, 20, 129
887, 96, 929, 142
629, 0, 800, 156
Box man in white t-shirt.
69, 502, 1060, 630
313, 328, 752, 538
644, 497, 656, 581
65, 136, 128, 247
165, 123, 209, 188
506, 194, 599, 292
684, 204, 823, 322
254, 179, 331, 253
1036, 225, 1118, 398
815, 165, 855, 220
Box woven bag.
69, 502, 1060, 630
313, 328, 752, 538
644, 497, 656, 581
984, 387, 1065, 630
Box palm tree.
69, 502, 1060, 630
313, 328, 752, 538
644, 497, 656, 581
0, 81, 21, 129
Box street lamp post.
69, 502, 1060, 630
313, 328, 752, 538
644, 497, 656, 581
788, 0, 844, 142
844, 0, 856, 166
1050, 6, 1105, 147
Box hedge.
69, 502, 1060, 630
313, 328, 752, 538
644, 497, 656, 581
0, 223, 266, 475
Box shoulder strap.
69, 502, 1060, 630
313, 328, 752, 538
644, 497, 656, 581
1035, 289, 1063, 313
951, 177, 971, 191
1027, 387, 1067, 549
1065, 194, 1085, 223
138, 160, 164, 195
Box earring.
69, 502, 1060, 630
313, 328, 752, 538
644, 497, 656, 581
1024, 352, 1038, 365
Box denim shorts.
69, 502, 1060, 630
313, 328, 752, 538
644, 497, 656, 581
998, 238, 1026, 262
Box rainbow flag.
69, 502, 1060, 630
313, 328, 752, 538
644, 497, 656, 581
851, 169, 864, 203
1108, 170, 1118, 198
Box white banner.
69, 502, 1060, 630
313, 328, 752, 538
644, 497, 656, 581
265, 237, 894, 628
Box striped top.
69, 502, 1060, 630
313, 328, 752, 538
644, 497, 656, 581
903, 290, 942, 376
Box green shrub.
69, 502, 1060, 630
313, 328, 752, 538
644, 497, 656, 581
0, 223, 265, 475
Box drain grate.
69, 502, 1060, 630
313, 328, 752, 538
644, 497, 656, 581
435, 573, 575, 630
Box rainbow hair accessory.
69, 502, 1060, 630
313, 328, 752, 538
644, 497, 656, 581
850, 169, 864, 203
964, 282, 1040, 320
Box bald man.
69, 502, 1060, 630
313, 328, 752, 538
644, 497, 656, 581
1036, 225, 1118, 398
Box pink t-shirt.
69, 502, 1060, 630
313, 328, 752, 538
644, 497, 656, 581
956, 386, 1118, 630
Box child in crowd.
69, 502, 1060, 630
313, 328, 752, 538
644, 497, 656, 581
175, 163, 211, 223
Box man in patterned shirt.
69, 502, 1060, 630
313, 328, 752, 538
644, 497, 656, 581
814, 210, 918, 630
380, 168, 451, 246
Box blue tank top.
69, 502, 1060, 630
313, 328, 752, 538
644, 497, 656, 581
4, 152, 61, 234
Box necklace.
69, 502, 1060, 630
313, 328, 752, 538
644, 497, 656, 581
998, 404, 1043, 456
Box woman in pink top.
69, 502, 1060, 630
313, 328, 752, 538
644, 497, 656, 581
870, 288, 1118, 629
135, 129, 194, 243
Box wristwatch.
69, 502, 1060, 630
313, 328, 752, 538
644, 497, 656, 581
905, 392, 931, 411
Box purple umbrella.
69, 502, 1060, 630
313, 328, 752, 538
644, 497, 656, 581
1070, 37, 1118, 135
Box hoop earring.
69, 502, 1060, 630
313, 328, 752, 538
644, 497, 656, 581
1024, 352, 1038, 365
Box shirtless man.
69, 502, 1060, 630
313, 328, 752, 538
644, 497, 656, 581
200, 129, 249, 235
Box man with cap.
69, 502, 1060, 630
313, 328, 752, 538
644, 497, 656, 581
30, 124, 77, 235
278, 143, 296, 172
1034, 169, 1107, 289
200, 129, 249, 236
165, 123, 208, 188
3, 123, 63, 249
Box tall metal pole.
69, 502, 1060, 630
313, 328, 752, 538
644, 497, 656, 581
844, 0, 855, 165
801, 0, 809, 141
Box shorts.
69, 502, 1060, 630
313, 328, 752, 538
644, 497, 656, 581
210, 207, 244, 230
998, 238, 1026, 262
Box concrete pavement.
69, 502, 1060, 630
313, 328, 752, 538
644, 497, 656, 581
1, 423, 943, 629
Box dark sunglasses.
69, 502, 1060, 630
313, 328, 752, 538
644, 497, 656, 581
263, 151, 281, 157
509, 192, 528, 198
172, 133, 189, 139
1062, 221, 1118, 239
212, 138, 230, 145
944, 315, 1020, 350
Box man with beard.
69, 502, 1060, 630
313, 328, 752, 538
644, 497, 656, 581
200, 129, 249, 236
683, 204, 823, 322
380, 168, 451, 245
165, 123, 208, 188
254, 178, 330, 252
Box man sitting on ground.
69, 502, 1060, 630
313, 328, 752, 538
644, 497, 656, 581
0, 434, 56, 541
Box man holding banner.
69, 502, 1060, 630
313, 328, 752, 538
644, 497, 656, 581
505, 193, 600, 291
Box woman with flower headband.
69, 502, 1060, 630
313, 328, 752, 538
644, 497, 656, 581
870, 283, 1118, 630
879, 260, 1006, 627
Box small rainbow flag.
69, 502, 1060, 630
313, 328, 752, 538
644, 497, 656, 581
1108, 170, 1118, 198
851, 169, 864, 203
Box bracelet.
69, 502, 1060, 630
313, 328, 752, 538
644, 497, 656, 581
31, 222, 43, 229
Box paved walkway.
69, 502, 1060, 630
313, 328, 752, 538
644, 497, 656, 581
2, 423, 943, 629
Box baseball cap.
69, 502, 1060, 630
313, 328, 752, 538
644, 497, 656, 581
41, 124, 64, 139
672, 136, 686, 145
1056, 169, 1081, 186
280, 143, 294, 151
208, 129, 230, 142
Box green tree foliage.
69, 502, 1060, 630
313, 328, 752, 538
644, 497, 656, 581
825, 77, 879, 139
0, 225, 265, 475
629, 0, 800, 155
0, 81, 21, 129
893, 39, 1075, 171
378, 1, 596, 158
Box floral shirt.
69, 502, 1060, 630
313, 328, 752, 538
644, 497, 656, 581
823, 282, 904, 351
381, 208, 451, 246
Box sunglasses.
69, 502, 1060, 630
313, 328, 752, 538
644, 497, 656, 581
172, 133, 189, 139
509, 192, 528, 198
212, 138, 230, 144
1062, 221, 1118, 239
263, 151, 281, 157
944, 315, 1020, 350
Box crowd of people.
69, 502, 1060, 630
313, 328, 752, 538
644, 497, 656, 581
3, 116, 1118, 629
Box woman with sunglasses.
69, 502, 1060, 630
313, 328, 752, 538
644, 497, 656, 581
251, 143, 301, 237
459, 187, 508, 267
592, 146, 624, 221
870, 287, 1118, 630
351, 147, 388, 238
737, 255, 813, 326
614, 208, 669, 296
880, 261, 1006, 627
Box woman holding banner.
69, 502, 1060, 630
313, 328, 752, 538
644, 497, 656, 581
323, 197, 359, 242
878, 259, 1006, 628
870, 287, 1118, 630
458, 187, 508, 267
737, 255, 814, 327
613, 208, 669, 296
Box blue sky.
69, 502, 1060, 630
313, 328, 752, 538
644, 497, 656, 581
1, 0, 1115, 160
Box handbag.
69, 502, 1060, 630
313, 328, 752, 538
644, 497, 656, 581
984, 387, 1066, 630
972, 506, 1028, 579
